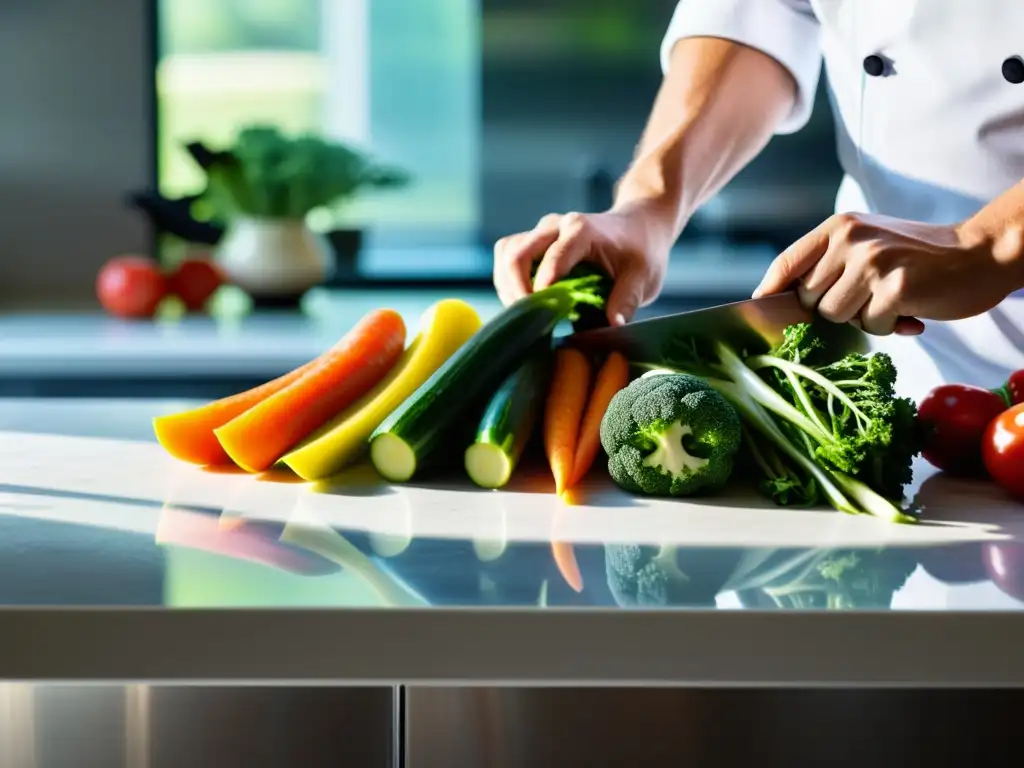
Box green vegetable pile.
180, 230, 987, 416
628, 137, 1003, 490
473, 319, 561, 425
190, 125, 410, 222
647, 322, 921, 523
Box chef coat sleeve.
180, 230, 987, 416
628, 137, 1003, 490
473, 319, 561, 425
660, 0, 822, 134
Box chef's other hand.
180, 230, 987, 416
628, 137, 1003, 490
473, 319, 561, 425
493, 203, 672, 326
752, 212, 1016, 336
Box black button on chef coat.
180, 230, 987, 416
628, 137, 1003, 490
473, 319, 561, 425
1003, 56, 1024, 84
863, 54, 885, 77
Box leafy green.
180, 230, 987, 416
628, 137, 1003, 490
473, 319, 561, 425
649, 323, 921, 523
190, 125, 410, 222
529, 261, 612, 332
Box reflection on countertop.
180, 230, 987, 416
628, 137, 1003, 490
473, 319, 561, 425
1, 428, 1024, 613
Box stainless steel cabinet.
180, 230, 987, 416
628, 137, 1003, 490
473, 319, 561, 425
0, 686, 393, 768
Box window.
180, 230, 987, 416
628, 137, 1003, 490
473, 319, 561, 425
157, 0, 480, 278
156, 1, 841, 287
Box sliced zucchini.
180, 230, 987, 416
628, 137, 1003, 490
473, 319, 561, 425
465, 347, 551, 488
370, 276, 603, 483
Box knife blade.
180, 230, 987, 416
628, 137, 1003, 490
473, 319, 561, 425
563, 291, 867, 364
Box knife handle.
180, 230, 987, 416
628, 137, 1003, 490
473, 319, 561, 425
851, 315, 924, 335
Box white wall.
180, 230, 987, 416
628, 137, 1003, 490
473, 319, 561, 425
0, 0, 152, 305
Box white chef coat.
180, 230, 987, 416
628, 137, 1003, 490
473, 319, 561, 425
662, 2, 1024, 386
661, 0, 1024, 226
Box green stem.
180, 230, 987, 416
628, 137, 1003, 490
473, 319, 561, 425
742, 426, 778, 480
714, 344, 833, 446
784, 367, 830, 436
746, 355, 870, 427
708, 380, 857, 515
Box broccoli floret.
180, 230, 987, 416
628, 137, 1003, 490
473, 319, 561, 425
599, 374, 742, 497
605, 543, 742, 607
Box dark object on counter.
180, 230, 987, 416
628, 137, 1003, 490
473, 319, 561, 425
127, 190, 224, 246
325, 228, 363, 279
185, 140, 235, 170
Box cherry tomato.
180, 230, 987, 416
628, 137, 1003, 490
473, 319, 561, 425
982, 403, 1024, 498
1005, 369, 1024, 406
95, 256, 167, 319
917, 384, 1007, 476
167, 258, 225, 312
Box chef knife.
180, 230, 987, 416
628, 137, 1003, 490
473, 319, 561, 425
563, 291, 867, 364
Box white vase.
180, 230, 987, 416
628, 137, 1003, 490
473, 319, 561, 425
215, 217, 332, 299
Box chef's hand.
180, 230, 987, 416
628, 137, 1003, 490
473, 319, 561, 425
751, 212, 1016, 336
492, 202, 674, 326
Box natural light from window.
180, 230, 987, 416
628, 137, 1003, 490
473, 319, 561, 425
156, 0, 479, 250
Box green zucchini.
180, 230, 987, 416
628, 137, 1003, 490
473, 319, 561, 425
530, 260, 612, 333
370, 276, 603, 482
465, 346, 551, 489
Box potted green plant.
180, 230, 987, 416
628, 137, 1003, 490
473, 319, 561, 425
189, 125, 409, 304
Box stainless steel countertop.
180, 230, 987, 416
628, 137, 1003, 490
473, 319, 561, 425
3, 302, 1024, 685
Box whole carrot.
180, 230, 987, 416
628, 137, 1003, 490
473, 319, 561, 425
215, 309, 406, 473
569, 351, 631, 488
544, 348, 592, 495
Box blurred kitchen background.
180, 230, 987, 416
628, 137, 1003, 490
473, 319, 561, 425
0, 0, 842, 398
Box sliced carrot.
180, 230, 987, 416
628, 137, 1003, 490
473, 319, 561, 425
544, 348, 592, 495
569, 351, 631, 488
153, 358, 321, 466
213, 309, 406, 473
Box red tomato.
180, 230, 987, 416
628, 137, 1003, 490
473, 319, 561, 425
95, 256, 167, 319
917, 384, 1007, 476
982, 403, 1024, 498
1005, 370, 1024, 406
982, 543, 1024, 602
167, 258, 225, 312
917, 542, 988, 585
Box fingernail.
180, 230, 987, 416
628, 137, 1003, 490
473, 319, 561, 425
612, 313, 627, 326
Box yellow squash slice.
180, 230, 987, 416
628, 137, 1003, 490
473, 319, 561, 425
281, 299, 482, 481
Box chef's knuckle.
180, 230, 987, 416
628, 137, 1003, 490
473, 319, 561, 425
832, 213, 862, 238
889, 267, 910, 295
857, 243, 887, 274
561, 212, 588, 236
536, 213, 561, 230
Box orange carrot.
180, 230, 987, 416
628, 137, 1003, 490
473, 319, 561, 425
551, 487, 584, 592
153, 358, 321, 466
551, 541, 584, 593
569, 351, 631, 487
544, 348, 592, 495
214, 309, 406, 473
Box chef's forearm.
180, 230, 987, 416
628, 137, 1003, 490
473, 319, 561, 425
612, 37, 799, 243
958, 178, 1024, 287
